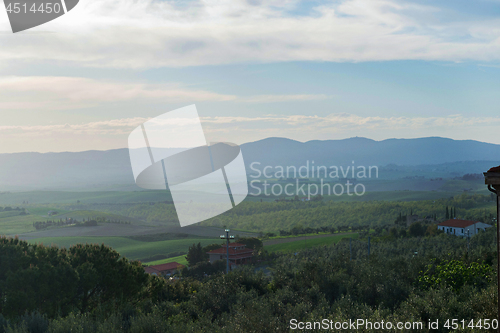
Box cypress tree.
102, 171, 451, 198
446, 206, 449, 219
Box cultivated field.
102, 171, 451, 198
0, 214, 54, 235
145, 254, 189, 266
24, 236, 218, 262
0, 190, 170, 205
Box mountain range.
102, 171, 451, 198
0, 137, 499, 191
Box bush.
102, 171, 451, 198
20, 312, 48, 333
0, 314, 8, 333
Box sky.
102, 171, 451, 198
0, 0, 499, 153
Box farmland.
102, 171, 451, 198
0, 190, 495, 267
144, 254, 189, 266
0, 190, 171, 205
25, 236, 218, 262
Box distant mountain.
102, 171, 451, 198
242, 136, 500, 167
0, 137, 498, 190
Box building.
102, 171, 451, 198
437, 219, 492, 237
144, 262, 185, 277
206, 242, 253, 268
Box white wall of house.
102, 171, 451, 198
438, 222, 492, 237
208, 253, 224, 263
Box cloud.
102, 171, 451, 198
1, 0, 500, 68
1, 113, 499, 153
201, 113, 500, 146
0, 76, 330, 111
241, 94, 331, 103
202, 113, 500, 130
0, 117, 149, 135
0, 76, 237, 110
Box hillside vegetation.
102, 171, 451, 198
199, 193, 496, 232
0, 224, 497, 332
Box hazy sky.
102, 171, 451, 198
0, 0, 500, 153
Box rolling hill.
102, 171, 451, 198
0, 137, 498, 190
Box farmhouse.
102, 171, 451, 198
207, 242, 253, 268
144, 262, 185, 277
437, 219, 492, 237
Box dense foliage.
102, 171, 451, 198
91, 193, 496, 232
0, 224, 497, 332
0, 237, 163, 319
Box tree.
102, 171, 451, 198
68, 243, 150, 313
203, 243, 224, 253
0, 239, 77, 318
417, 259, 492, 291
0, 238, 153, 318
311, 194, 323, 202
186, 242, 207, 266
446, 206, 449, 219
237, 237, 263, 251
425, 224, 440, 237
409, 222, 426, 237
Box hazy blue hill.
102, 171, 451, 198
0, 137, 498, 190
0, 149, 137, 190
242, 136, 500, 167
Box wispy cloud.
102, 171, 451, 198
241, 94, 331, 103
1, 113, 499, 153
202, 113, 500, 146
0, 76, 236, 110
0, 76, 330, 111
201, 113, 500, 129
4, 113, 497, 133
1, 0, 500, 68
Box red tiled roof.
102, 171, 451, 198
148, 262, 185, 272
222, 242, 246, 247
144, 266, 160, 274
438, 219, 477, 228
488, 166, 500, 173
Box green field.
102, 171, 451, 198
52, 210, 140, 223
25, 206, 70, 216
0, 207, 147, 236
0, 210, 25, 219
265, 233, 359, 253
26, 236, 217, 261
144, 254, 188, 266
0, 190, 171, 205
0, 214, 55, 235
